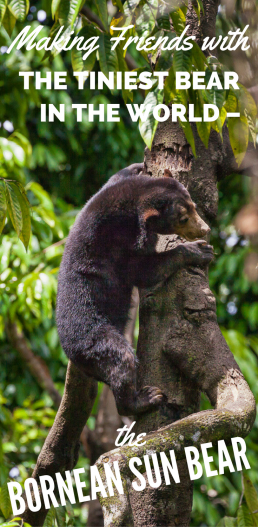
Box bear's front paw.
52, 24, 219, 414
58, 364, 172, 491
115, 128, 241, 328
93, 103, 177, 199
183, 240, 214, 267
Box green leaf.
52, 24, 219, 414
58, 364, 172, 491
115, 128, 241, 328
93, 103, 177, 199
57, 0, 81, 26
2, 6, 16, 36
237, 505, 254, 527
55, 506, 66, 527
42, 22, 71, 62
170, 8, 186, 35
164, 66, 176, 104
0, 523, 21, 527
0, 482, 12, 519
95, 0, 109, 32
26, 182, 54, 210
112, 0, 124, 12
15, 183, 31, 250
228, 115, 249, 167
245, 110, 256, 146
0, 180, 7, 233
191, 41, 207, 70
139, 87, 163, 150
135, 0, 159, 39
192, 0, 204, 21
179, 118, 196, 157
243, 473, 258, 526
52, 0, 61, 18
110, 12, 124, 34
197, 0, 204, 14
99, 33, 119, 77
7, 0, 29, 20
173, 48, 192, 73
237, 84, 257, 121
156, 12, 171, 30
195, 92, 211, 148
71, 25, 99, 72
5, 181, 23, 236
44, 505, 56, 527
211, 106, 227, 138
205, 69, 226, 108
216, 516, 237, 527
0, 0, 7, 22
9, 131, 32, 162
123, 0, 140, 25
224, 90, 238, 114
116, 43, 132, 103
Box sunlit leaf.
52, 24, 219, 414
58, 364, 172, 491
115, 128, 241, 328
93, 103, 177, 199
112, 0, 124, 11
110, 12, 124, 34
42, 22, 71, 61
7, 0, 29, 20
52, 0, 61, 18
0, 481, 12, 519
170, 8, 185, 35
135, 0, 159, 39
0, 0, 7, 22
228, 115, 249, 167
211, 106, 227, 139
5, 181, 23, 236
15, 183, 31, 250
71, 25, 99, 72
0, 180, 7, 233
216, 516, 237, 526
57, 0, 81, 25
237, 84, 257, 121
224, 90, 238, 114
123, 0, 140, 25
2, 5, 16, 36
243, 473, 258, 526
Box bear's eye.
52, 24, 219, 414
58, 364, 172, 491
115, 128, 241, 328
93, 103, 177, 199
179, 217, 189, 224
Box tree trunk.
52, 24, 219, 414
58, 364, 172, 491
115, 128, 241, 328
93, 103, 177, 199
129, 119, 231, 525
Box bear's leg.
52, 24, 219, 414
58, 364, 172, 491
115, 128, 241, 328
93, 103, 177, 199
70, 328, 165, 416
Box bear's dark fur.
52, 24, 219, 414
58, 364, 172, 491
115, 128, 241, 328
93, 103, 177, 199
56, 164, 213, 415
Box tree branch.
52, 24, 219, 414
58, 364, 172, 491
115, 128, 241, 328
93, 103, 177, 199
5, 320, 61, 409
20, 361, 97, 527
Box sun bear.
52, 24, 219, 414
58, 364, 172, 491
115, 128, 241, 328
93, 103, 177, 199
56, 164, 213, 416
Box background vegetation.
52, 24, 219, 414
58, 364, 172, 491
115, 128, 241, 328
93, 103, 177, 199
0, 0, 257, 526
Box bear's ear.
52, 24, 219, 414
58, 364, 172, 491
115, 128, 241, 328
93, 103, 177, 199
142, 207, 160, 223
163, 169, 173, 178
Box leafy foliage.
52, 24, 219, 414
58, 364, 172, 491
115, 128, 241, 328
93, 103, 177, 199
0, 0, 256, 159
